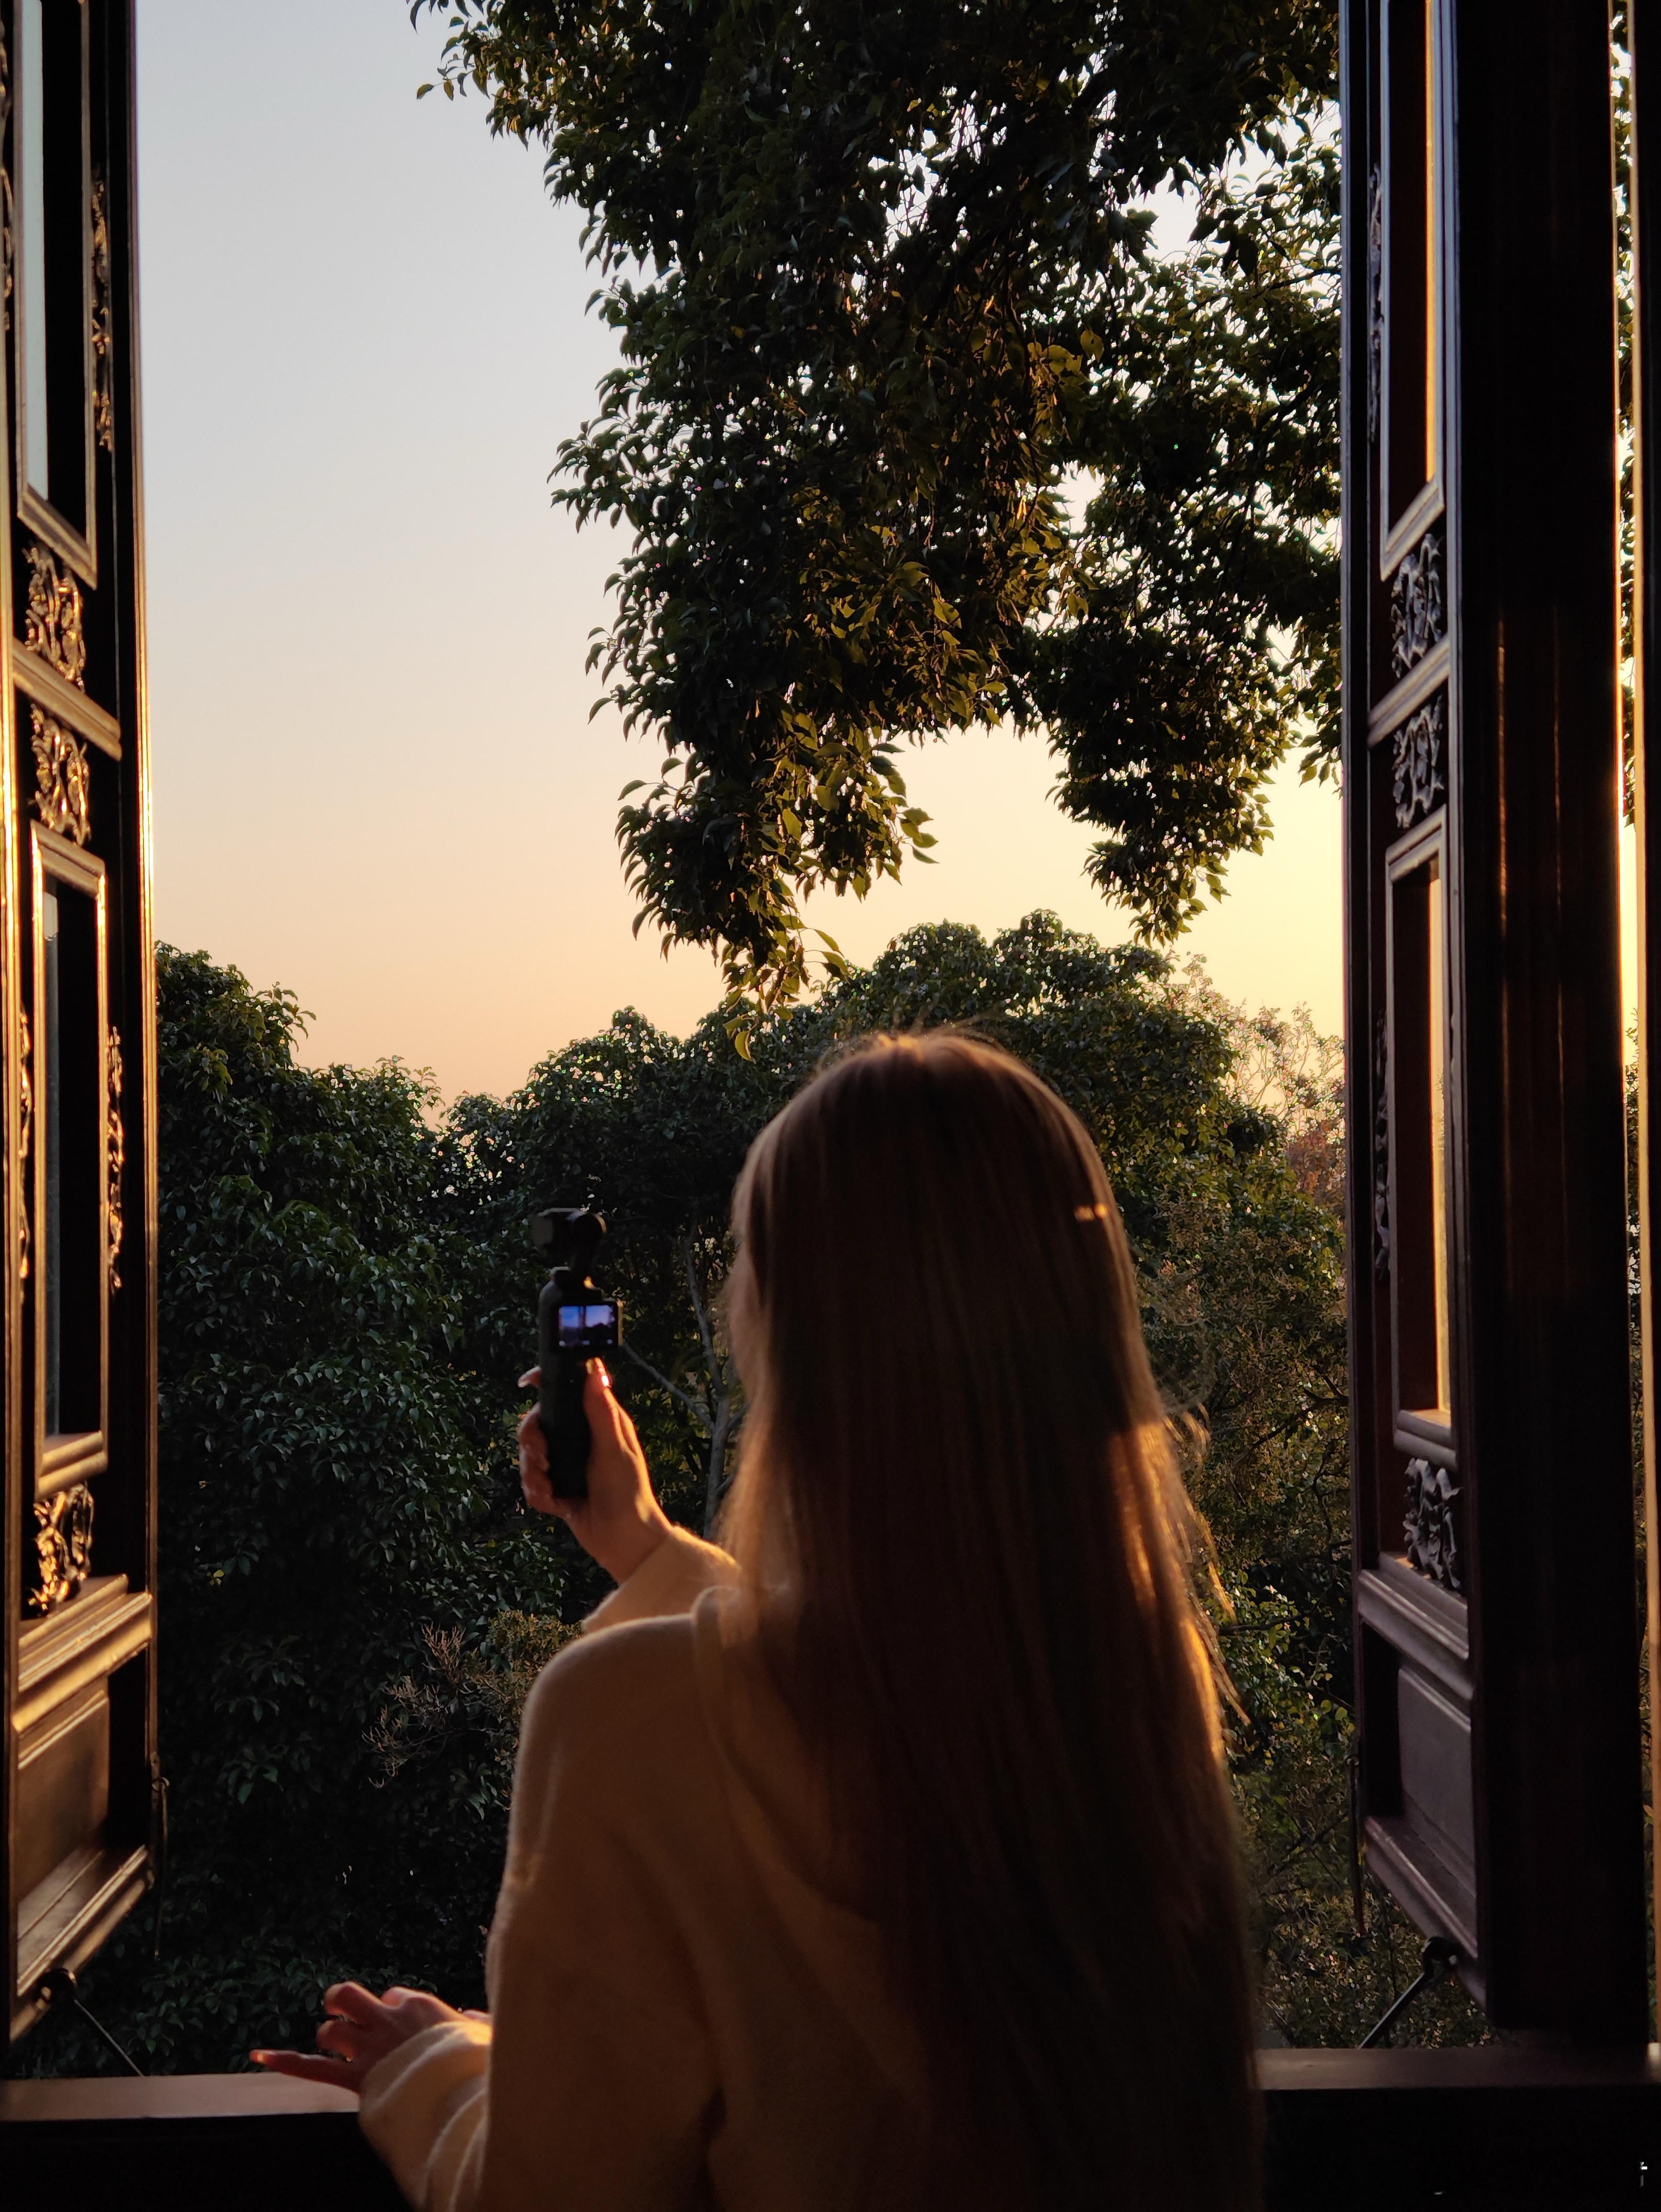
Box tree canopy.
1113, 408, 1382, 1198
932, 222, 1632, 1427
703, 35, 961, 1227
412, 0, 1340, 1017
72, 950, 572, 2067
13, 923, 1490, 2074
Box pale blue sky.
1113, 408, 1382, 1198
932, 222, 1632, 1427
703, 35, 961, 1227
135, 0, 1345, 1099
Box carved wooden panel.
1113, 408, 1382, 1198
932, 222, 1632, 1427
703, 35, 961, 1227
1344, 0, 1645, 2035
1, 0, 155, 2041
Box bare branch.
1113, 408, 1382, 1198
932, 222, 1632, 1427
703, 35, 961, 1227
680, 1235, 722, 1378
619, 1341, 712, 1433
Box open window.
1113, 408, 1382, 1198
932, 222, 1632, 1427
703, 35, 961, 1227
3, 0, 155, 2043
1346, 0, 1644, 2034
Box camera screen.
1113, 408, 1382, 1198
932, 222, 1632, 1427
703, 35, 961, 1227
557, 1300, 620, 1351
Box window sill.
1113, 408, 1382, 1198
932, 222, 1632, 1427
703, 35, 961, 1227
3, 2050, 1660, 2207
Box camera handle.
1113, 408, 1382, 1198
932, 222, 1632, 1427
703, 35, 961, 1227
537, 1264, 597, 1501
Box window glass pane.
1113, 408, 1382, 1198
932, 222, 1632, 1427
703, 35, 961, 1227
1389, 844, 1453, 1427
20, 0, 47, 498
17, 0, 86, 531
41, 875, 99, 1438
1420, 0, 1436, 474
1385, 0, 1436, 524
1428, 859, 1450, 1413
42, 885, 60, 1429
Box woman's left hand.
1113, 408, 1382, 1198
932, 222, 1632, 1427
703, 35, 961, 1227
251, 1981, 476, 2092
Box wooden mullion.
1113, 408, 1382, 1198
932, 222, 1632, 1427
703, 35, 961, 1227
1628, 0, 1661, 2018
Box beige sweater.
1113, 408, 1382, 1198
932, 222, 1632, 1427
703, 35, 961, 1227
358, 1527, 928, 2209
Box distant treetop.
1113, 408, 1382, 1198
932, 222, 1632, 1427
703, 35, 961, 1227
414, 1, 1339, 1026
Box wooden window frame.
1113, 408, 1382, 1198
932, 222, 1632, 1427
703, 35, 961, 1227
1344, 0, 1644, 2035
2, 0, 156, 2046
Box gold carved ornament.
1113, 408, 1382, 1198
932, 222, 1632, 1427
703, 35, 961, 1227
106, 1024, 123, 1292
31, 1482, 94, 1614
90, 174, 113, 454
18, 1005, 30, 1280
30, 704, 90, 844
24, 542, 87, 687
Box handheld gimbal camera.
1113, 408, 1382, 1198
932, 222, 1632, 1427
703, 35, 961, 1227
530, 1207, 623, 1502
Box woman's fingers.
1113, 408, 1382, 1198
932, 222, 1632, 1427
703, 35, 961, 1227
517, 1400, 556, 1515
585, 1365, 653, 1498
250, 2049, 361, 2090
515, 1366, 629, 1505
386, 1990, 458, 2031
321, 1980, 384, 2025
585, 1361, 644, 1464
251, 1981, 463, 2097
565, 1362, 670, 1582
513, 1357, 665, 1579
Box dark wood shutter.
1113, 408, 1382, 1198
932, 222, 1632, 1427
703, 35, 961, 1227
1629, 0, 1661, 2008
1343, 0, 1647, 2035
1, 0, 155, 2041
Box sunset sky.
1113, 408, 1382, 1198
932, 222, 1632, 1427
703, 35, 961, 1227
132, 1, 1348, 1102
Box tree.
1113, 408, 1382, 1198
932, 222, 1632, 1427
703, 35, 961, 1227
451, 912, 1291, 1537
412, 1, 1340, 1015
443, 1006, 783, 1545
450, 907, 1362, 1711
15, 921, 1486, 2075
461, 913, 1483, 2042
16, 950, 570, 2075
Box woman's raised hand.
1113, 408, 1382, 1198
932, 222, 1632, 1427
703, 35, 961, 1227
251, 1981, 475, 2092
517, 1360, 672, 1586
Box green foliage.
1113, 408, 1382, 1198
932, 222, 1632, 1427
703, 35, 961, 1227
1030, 123, 1340, 934
17, 919, 1489, 2073
1227, 1586, 1485, 2047
411, 1, 1338, 1011
17, 950, 570, 2076
369, 1612, 576, 1812
445, 1005, 783, 1547
453, 912, 1278, 1536
457, 912, 1463, 2036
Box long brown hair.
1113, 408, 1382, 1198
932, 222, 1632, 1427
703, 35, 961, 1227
721, 1031, 1259, 2211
